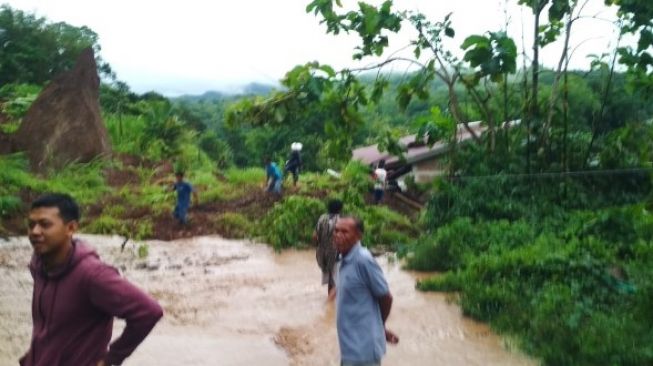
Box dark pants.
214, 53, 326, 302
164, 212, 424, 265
173, 204, 189, 224
285, 167, 299, 185
267, 179, 282, 194
373, 189, 384, 204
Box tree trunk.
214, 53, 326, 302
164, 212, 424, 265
447, 82, 480, 142
584, 31, 621, 167
562, 63, 569, 172
531, 4, 542, 122
544, 10, 574, 143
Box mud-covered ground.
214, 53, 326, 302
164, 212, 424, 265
0, 157, 421, 242
0, 235, 536, 365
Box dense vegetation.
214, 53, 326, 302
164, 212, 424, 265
2, 0, 653, 364
297, 1, 653, 365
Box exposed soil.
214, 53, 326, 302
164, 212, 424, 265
1, 155, 420, 242
103, 166, 141, 187
364, 191, 423, 219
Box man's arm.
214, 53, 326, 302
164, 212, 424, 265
87, 263, 163, 365
378, 293, 399, 344
379, 292, 393, 324
191, 185, 199, 206
360, 256, 399, 344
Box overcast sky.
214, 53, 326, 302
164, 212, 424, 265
5, 0, 621, 96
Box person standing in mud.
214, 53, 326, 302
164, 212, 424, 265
264, 157, 283, 195
20, 193, 163, 366
372, 159, 387, 205
312, 199, 342, 297
333, 216, 399, 366
171, 171, 197, 225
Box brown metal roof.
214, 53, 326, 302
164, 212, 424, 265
352, 121, 489, 166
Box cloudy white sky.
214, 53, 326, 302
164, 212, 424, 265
5, 0, 621, 96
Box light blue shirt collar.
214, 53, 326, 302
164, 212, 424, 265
341, 241, 362, 264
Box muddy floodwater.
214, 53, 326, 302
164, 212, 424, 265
0, 235, 536, 365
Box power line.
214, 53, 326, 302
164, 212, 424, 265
446, 167, 653, 181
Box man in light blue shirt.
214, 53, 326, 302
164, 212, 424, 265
334, 216, 399, 366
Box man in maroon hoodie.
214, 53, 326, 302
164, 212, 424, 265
20, 193, 164, 366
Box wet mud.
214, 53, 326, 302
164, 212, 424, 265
0, 235, 535, 365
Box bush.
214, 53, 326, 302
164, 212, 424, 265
199, 132, 233, 168
0, 153, 36, 190
83, 213, 153, 240
297, 171, 341, 194
406, 218, 536, 271
0, 195, 22, 217
105, 114, 147, 155
416, 226, 650, 365
84, 214, 128, 236
213, 212, 253, 238
340, 161, 373, 208
260, 196, 324, 250
350, 205, 414, 249
0, 83, 40, 120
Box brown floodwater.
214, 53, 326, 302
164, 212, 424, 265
0, 235, 536, 365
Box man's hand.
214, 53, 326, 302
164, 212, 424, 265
385, 328, 399, 344
96, 360, 107, 366
328, 287, 336, 301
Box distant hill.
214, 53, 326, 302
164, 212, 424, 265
174, 82, 278, 102
173, 90, 227, 102
242, 82, 277, 95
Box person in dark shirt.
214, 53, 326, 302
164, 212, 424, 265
171, 171, 198, 225
284, 143, 303, 187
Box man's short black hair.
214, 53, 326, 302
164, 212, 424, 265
31, 193, 80, 223
327, 199, 343, 215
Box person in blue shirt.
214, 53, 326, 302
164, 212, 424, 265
264, 157, 283, 195
171, 171, 197, 225
333, 216, 399, 366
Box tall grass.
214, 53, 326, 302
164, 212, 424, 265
225, 167, 265, 186
104, 114, 147, 155
39, 159, 109, 205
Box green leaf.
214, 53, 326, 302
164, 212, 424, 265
461, 34, 489, 50
319, 64, 336, 77
396, 85, 413, 111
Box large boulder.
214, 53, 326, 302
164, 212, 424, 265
14, 47, 111, 171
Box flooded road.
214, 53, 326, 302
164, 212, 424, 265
0, 235, 536, 365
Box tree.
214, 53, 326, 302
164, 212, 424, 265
307, 0, 519, 153
605, 0, 653, 95
225, 61, 371, 169
0, 5, 112, 85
